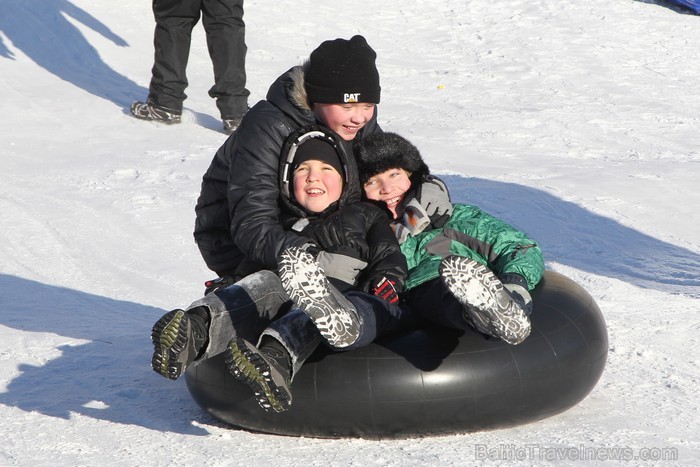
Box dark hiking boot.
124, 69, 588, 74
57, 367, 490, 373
150, 308, 208, 380
278, 247, 360, 348
131, 100, 181, 124
222, 107, 249, 135
222, 116, 242, 135
439, 256, 531, 345
226, 337, 292, 413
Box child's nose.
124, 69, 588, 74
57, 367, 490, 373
349, 107, 367, 123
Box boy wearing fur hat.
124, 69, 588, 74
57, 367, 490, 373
152, 126, 414, 413
193, 35, 451, 291
355, 133, 545, 345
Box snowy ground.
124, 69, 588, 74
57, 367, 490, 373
1, 0, 699, 465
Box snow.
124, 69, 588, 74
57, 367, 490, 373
1, 0, 699, 464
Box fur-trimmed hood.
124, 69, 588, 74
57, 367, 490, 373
288, 65, 313, 114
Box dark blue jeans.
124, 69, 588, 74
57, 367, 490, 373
342, 291, 423, 350
403, 278, 472, 331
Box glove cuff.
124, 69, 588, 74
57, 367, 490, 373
498, 273, 528, 289
374, 275, 404, 294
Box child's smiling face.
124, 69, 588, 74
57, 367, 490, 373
362, 168, 412, 219
314, 103, 376, 141
293, 159, 343, 213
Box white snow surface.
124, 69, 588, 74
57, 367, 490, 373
1, 0, 699, 465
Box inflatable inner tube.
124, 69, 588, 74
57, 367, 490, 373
185, 270, 608, 438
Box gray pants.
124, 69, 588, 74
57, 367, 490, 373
187, 270, 321, 378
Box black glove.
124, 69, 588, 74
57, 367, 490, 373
499, 273, 533, 315
372, 276, 402, 304
413, 175, 452, 227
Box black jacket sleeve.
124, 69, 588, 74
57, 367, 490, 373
357, 204, 408, 292
226, 111, 311, 269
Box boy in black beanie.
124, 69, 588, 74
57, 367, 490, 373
152, 126, 414, 414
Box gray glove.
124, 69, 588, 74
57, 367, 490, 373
316, 251, 368, 286
415, 175, 453, 227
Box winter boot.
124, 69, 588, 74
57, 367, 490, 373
225, 337, 293, 413
222, 106, 249, 135
222, 116, 243, 135
150, 307, 208, 380
439, 256, 531, 345
130, 99, 181, 124
278, 246, 361, 348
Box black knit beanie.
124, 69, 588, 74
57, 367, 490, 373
305, 35, 381, 104
292, 137, 343, 176
354, 132, 429, 186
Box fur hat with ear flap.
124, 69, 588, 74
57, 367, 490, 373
354, 132, 430, 186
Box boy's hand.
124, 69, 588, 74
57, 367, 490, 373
414, 175, 452, 227
372, 276, 402, 304
316, 251, 367, 286
302, 243, 368, 286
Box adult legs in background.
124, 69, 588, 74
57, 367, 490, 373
202, 0, 249, 120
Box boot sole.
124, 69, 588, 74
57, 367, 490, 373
278, 247, 360, 348
439, 256, 531, 345
151, 310, 190, 380
225, 338, 291, 413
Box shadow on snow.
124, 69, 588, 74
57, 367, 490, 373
0, 274, 210, 435
444, 175, 700, 298
0, 0, 146, 108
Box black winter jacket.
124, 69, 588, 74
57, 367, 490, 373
194, 66, 381, 275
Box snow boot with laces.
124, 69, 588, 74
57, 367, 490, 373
225, 337, 293, 413
150, 307, 208, 380
130, 99, 181, 124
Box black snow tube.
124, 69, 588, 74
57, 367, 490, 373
184, 270, 608, 438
